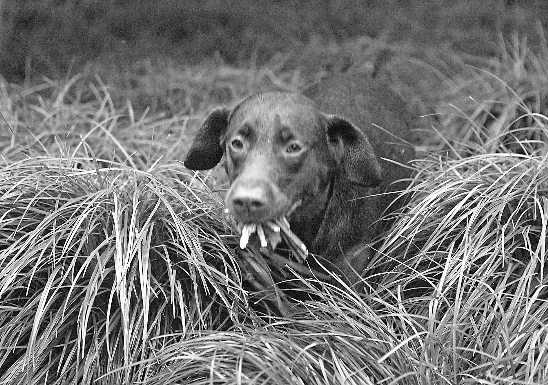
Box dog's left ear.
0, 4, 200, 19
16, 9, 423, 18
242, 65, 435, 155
324, 114, 382, 186
184, 107, 231, 170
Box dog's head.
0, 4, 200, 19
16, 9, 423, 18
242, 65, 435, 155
184, 91, 382, 226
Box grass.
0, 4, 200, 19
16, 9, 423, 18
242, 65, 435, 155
0, 157, 250, 381
369, 151, 548, 383
365, 38, 548, 383
2, 32, 548, 385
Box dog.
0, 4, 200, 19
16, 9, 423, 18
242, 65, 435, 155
184, 73, 416, 283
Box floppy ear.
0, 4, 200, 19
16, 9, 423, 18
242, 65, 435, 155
324, 114, 382, 186
184, 107, 231, 170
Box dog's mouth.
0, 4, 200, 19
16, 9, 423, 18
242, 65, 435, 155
225, 199, 308, 261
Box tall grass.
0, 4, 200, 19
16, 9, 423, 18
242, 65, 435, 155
143, 282, 419, 385
2, 38, 548, 384
0, 156, 258, 383
368, 150, 548, 384
366, 39, 548, 383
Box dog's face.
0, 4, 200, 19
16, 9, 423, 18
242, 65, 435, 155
223, 93, 336, 224
184, 91, 382, 226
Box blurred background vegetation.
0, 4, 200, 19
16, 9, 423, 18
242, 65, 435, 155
1, 0, 547, 83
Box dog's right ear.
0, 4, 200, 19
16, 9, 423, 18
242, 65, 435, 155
184, 107, 231, 170
324, 114, 382, 187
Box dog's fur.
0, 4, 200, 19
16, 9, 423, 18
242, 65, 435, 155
184, 73, 415, 282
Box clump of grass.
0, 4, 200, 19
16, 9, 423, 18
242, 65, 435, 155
0, 156, 258, 383
366, 60, 548, 382
371, 148, 548, 384
140, 279, 420, 385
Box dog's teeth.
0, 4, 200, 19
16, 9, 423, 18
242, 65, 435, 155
237, 220, 307, 253
239, 224, 254, 249
239, 230, 249, 249
257, 225, 268, 248
269, 231, 282, 249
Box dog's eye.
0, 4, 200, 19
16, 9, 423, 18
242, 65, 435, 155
230, 138, 244, 151
286, 142, 303, 154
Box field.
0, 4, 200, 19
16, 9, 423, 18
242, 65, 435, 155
2, 1, 548, 384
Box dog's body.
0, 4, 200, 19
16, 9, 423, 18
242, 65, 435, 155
185, 73, 415, 282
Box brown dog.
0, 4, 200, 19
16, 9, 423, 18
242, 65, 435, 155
184, 73, 415, 282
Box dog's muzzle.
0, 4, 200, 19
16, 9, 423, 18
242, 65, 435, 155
226, 176, 294, 224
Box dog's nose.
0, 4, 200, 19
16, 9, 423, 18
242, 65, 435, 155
230, 186, 267, 213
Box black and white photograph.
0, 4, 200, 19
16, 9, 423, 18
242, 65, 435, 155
1, 1, 548, 383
